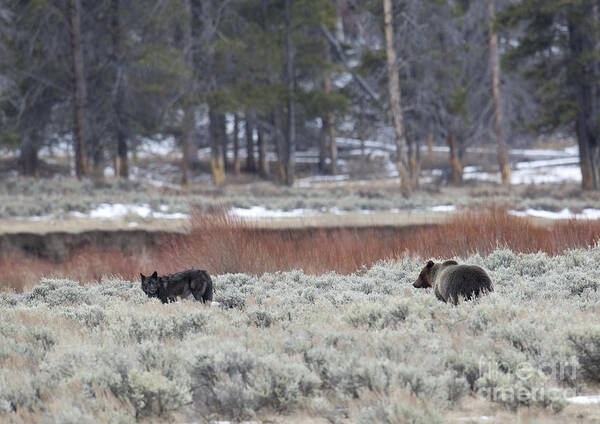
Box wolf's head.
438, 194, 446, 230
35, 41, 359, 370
140, 271, 161, 298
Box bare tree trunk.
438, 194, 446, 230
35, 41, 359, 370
358, 106, 367, 176
19, 128, 40, 178
409, 139, 419, 188
181, 104, 193, 186
592, 5, 600, 188
209, 108, 225, 186
488, 0, 510, 186
116, 125, 128, 179
284, 0, 295, 186
68, 0, 88, 179
222, 118, 229, 171
320, 117, 335, 174
383, 0, 410, 197
427, 132, 433, 161
322, 37, 336, 175
92, 143, 104, 179
245, 111, 256, 172
414, 138, 421, 188
180, 0, 194, 186
273, 107, 286, 183
407, 137, 414, 185
448, 131, 463, 185
257, 124, 268, 177
319, 121, 327, 172
577, 120, 595, 190
569, 4, 600, 190
233, 114, 241, 175
327, 108, 336, 176
319, 42, 328, 174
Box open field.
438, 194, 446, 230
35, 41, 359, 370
3, 175, 600, 222
2, 208, 600, 293
3, 247, 600, 423
0, 208, 588, 235
0, 210, 448, 235
3, 177, 600, 422
4, 209, 600, 293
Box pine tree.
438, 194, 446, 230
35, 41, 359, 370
499, 0, 600, 190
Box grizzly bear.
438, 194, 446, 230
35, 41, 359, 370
413, 260, 493, 304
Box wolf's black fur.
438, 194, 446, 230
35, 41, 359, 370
140, 269, 213, 304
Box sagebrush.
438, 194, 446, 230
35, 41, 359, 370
2, 248, 600, 422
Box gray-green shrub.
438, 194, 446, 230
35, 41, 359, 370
2, 247, 600, 421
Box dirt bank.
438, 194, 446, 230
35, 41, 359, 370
0, 230, 174, 262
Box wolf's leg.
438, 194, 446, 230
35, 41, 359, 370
191, 283, 206, 302
202, 275, 213, 303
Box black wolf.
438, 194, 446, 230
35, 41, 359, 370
140, 269, 213, 304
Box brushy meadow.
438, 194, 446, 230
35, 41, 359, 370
3, 176, 600, 219
4, 209, 600, 292
2, 248, 600, 422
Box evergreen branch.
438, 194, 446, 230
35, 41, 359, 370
319, 24, 382, 108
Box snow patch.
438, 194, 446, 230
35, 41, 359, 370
27, 215, 53, 221
74, 204, 189, 220
567, 395, 600, 404
465, 164, 582, 185
509, 208, 600, 220
229, 205, 458, 220
38, 137, 73, 158
229, 206, 319, 219
515, 157, 580, 169
136, 136, 179, 158
428, 205, 456, 212
90, 204, 153, 219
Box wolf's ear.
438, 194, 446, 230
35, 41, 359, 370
152, 271, 158, 278
426, 260, 434, 268
140, 273, 145, 280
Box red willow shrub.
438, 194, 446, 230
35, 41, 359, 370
403, 208, 600, 257
163, 208, 600, 274
3, 207, 600, 292
162, 211, 412, 275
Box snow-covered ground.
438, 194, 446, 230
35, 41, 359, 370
229, 206, 320, 219
509, 208, 600, 220
437, 145, 581, 185
23, 204, 189, 222
17, 203, 600, 223
567, 395, 600, 405
228, 204, 600, 222
296, 143, 582, 187
135, 136, 180, 159
24, 130, 584, 188
228, 205, 456, 220
464, 148, 581, 185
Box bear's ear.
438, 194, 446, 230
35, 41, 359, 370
426, 260, 434, 268
151, 271, 158, 278
140, 273, 145, 280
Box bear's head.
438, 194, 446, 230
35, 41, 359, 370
413, 260, 434, 288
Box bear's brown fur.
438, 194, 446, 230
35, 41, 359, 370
413, 260, 493, 304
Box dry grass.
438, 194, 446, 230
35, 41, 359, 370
3, 208, 600, 292
161, 212, 414, 275
165, 208, 600, 273
403, 208, 600, 257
